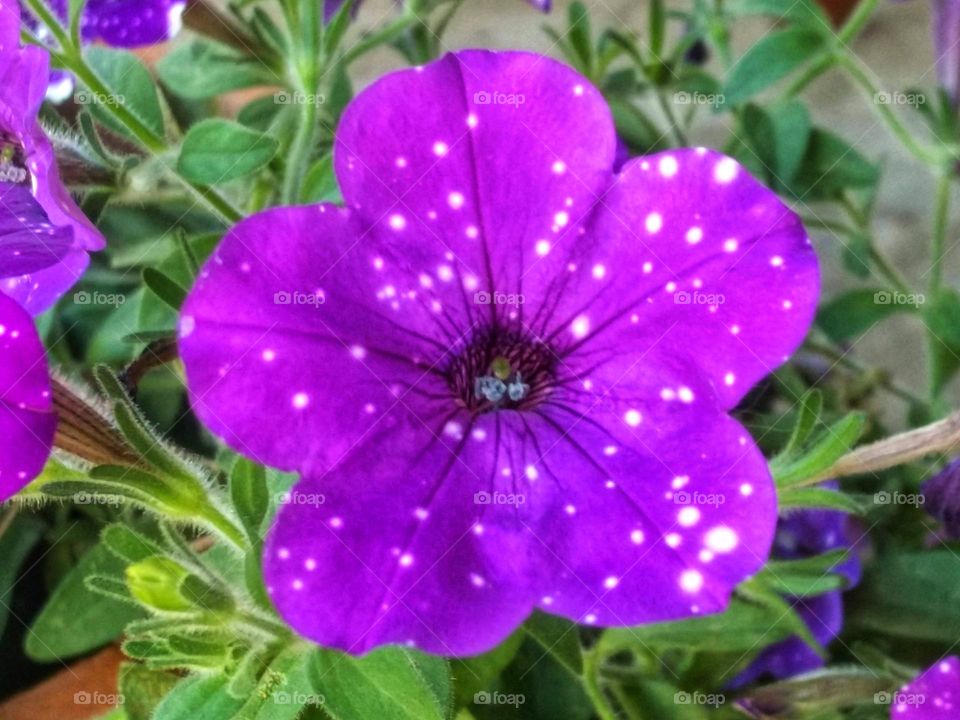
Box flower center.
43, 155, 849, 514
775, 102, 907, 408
446, 326, 557, 413
0, 133, 30, 186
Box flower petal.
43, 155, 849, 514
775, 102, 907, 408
503, 345, 776, 627
0, 291, 55, 501
0, 182, 75, 276
335, 50, 616, 322
79, 0, 186, 46
180, 205, 459, 474
893, 656, 960, 718
263, 405, 536, 656
545, 148, 818, 408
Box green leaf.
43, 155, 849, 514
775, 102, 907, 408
102, 525, 164, 564
452, 631, 525, 706
157, 40, 279, 100
772, 412, 867, 487
300, 155, 343, 204
849, 551, 960, 641
178, 119, 279, 185
726, 0, 830, 26
778, 486, 867, 514
26, 543, 146, 660
779, 389, 823, 460
250, 647, 316, 720
522, 611, 583, 677
309, 647, 451, 720
153, 675, 246, 720
118, 663, 181, 720
817, 288, 916, 343
600, 596, 799, 654
923, 289, 960, 348
230, 457, 269, 543
789, 128, 880, 199
142, 267, 188, 311
0, 515, 44, 639
83, 47, 164, 138
741, 102, 811, 187
757, 550, 854, 596
723, 28, 826, 106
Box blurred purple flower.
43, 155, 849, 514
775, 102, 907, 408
179, 50, 819, 655
931, 0, 960, 104
20, 0, 185, 101
731, 496, 861, 686
922, 458, 960, 537
0, 0, 105, 313
892, 656, 960, 718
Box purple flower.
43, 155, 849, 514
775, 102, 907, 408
892, 656, 960, 718
922, 458, 960, 537
731, 499, 861, 686
931, 1, 960, 104
19, 0, 185, 102
0, 0, 105, 314
323, 0, 549, 22
0, 290, 55, 502
179, 50, 819, 655
24, 0, 185, 48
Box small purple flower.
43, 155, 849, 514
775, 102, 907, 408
0, 289, 55, 502
731, 498, 861, 686
179, 50, 819, 655
922, 458, 960, 537
931, 1, 960, 104
20, 0, 185, 102
0, 0, 105, 314
892, 656, 960, 718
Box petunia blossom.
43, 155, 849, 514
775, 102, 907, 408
730, 497, 861, 687
0, 0, 105, 314
0, 289, 55, 502
891, 656, 960, 718
179, 50, 819, 656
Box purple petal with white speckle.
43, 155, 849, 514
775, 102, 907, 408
180, 50, 818, 655
0, 291, 55, 502
892, 656, 960, 718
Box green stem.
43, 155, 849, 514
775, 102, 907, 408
928, 172, 953, 402
582, 646, 618, 720
654, 90, 688, 146
784, 0, 882, 99
200, 505, 248, 551
837, 53, 944, 166
280, 0, 321, 205
930, 172, 952, 296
